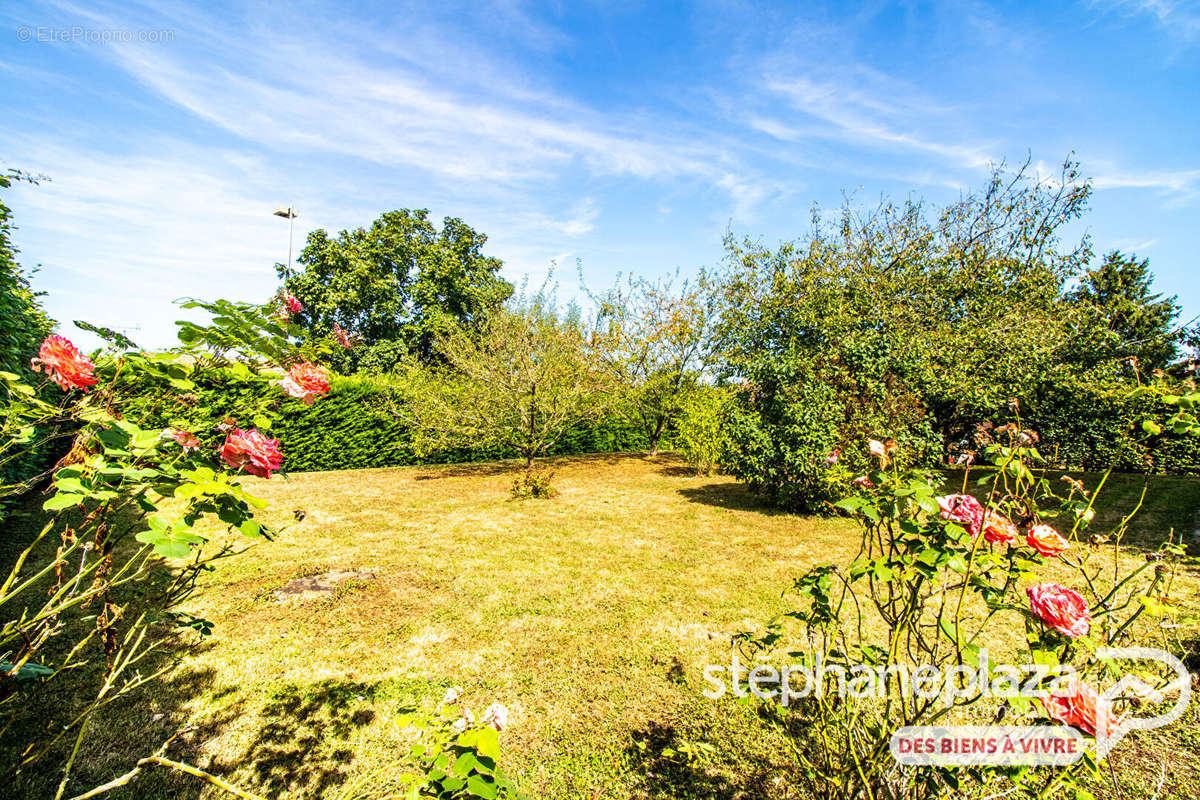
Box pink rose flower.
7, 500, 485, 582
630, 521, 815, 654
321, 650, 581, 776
277, 362, 331, 405
1040, 677, 1115, 738
1026, 524, 1069, 557
333, 323, 355, 349
936, 493, 984, 537
823, 448, 840, 465
166, 427, 200, 450
221, 428, 283, 478
30, 335, 98, 391
981, 511, 1019, 545
1027, 582, 1091, 638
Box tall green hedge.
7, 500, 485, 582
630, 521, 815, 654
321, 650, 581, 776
118, 369, 654, 473
1014, 380, 1199, 476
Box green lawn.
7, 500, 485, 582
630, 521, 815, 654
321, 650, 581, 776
8, 455, 1200, 799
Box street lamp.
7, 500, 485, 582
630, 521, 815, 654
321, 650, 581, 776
273, 205, 298, 277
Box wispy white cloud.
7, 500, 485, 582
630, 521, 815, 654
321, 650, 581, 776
758, 74, 995, 170
1089, 0, 1200, 43
1091, 167, 1200, 195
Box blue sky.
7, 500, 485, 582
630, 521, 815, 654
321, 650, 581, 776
2, 0, 1198, 349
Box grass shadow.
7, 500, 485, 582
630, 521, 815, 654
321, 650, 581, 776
676, 483, 785, 515
626, 720, 779, 800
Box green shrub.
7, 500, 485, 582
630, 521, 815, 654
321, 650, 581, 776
675, 387, 731, 475
509, 470, 557, 500
0, 171, 59, 520
1011, 379, 1200, 476
118, 367, 653, 473
722, 349, 940, 511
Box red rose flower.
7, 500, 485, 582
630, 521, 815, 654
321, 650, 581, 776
221, 428, 283, 478
1027, 582, 1091, 638
166, 427, 200, 450
277, 362, 331, 405
283, 292, 303, 313
936, 493, 984, 537
1040, 678, 1115, 738
981, 511, 1019, 545
1026, 524, 1069, 557
30, 335, 98, 391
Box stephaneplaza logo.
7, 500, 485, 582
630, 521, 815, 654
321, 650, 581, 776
703, 646, 1191, 764
16, 26, 175, 43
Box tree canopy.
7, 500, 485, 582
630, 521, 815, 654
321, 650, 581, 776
281, 209, 513, 372
397, 295, 616, 473
1067, 250, 1185, 370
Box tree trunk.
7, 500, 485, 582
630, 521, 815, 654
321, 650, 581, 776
648, 415, 667, 456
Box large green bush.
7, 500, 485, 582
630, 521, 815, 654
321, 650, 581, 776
721, 348, 941, 510
118, 367, 653, 473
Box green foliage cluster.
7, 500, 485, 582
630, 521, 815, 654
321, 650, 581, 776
0, 171, 58, 517
712, 160, 1197, 511
118, 368, 653, 473
1015, 380, 1200, 475
508, 470, 557, 500
675, 386, 733, 476
282, 209, 513, 372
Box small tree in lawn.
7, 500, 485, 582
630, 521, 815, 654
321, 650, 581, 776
590, 270, 720, 455
399, 296, 616, 492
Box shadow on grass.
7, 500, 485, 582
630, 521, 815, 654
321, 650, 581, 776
676, 483, 785, 515
234, 679, 380, 796
626, 720, 779, 800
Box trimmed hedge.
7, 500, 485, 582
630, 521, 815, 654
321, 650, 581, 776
118, 370, 654, 473
1015, 380, 1199, 476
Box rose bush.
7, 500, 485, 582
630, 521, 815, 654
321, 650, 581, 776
1, 296, 524, 798
731, 424, 1195, 799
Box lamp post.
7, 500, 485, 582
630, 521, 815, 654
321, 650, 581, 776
273, 205, 298, 277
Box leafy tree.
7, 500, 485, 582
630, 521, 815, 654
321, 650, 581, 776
1068, 250, 1184, 370
591, 271, 720, 454
397, 296, 616, 482
715, 158, 1108, 509
0, 170, 54, 376
281, 209, 512, 371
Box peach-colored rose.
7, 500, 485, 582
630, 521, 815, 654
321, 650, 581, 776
221, 428, 283, 478
277, 362, 330, 405
981, 511, 1019, 545
1027, 582, 1091, 638
936, 493, 984, 537
1040, 677, 1115, 738
30, 335, 98, 391
1026, 524, 1069, 557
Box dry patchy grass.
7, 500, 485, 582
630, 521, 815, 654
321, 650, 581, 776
8, 455, 1200, 799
